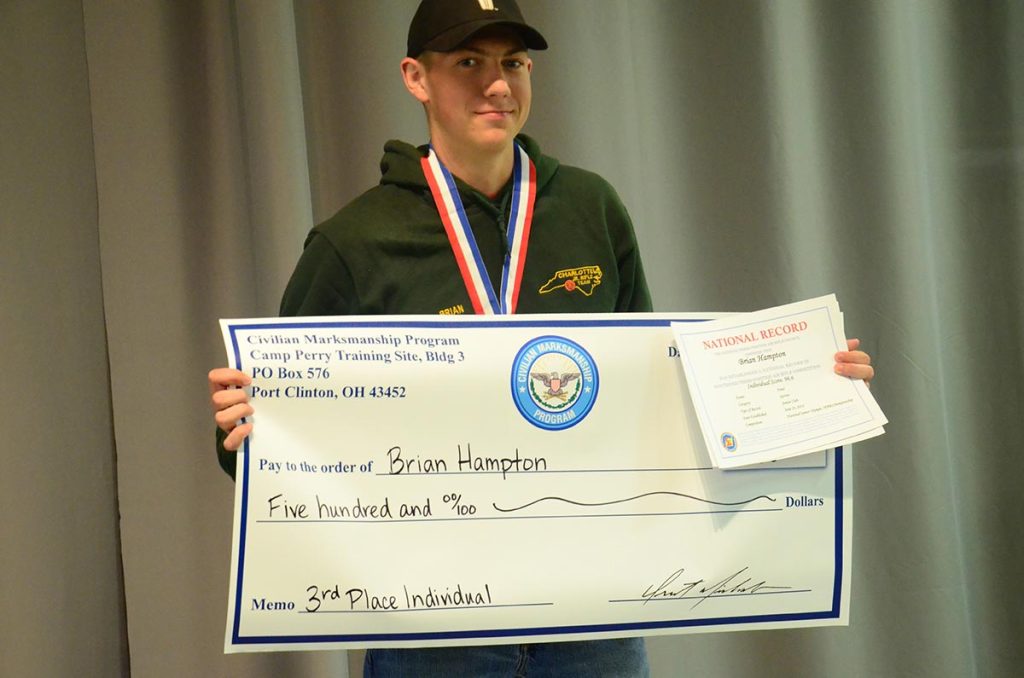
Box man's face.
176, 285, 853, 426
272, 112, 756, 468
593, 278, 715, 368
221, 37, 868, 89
416, 30, 533, 156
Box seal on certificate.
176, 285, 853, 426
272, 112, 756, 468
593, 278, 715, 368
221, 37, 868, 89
721, 432, 738, 452
511, 335, 599, 430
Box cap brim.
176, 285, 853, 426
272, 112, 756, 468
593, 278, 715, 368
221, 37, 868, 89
420, 19, 547, 54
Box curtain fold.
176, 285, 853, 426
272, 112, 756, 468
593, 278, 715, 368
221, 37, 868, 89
82, 0, 344, 675
1, 1, 128, 675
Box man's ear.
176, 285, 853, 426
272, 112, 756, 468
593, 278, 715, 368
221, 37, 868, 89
400, 57, 430, 104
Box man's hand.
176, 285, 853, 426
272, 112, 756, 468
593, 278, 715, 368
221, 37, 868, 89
834, 338, 874, 385
209, 367, 253, 451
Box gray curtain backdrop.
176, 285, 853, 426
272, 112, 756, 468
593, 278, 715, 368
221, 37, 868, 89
3, 1, 1021, 676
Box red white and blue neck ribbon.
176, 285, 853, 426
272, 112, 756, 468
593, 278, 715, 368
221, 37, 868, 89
421, 142, 536, 315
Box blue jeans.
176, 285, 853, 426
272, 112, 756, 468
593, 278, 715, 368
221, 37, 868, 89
364, 638, 649, 677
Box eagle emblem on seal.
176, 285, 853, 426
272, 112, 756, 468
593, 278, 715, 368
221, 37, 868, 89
530, 370, 581, 402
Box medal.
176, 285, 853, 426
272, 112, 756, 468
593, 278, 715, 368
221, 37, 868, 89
422, 142, 536, 314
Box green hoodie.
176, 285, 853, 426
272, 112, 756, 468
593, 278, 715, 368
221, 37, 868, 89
218, 135, 651, 477
279, 134, 650, 317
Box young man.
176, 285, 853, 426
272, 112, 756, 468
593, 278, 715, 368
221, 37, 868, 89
209, 1, 875, 675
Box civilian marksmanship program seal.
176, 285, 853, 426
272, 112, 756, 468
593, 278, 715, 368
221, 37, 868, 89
511, 335, 599, 430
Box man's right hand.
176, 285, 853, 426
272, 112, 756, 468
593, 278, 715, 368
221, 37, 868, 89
209, 367, 253, 451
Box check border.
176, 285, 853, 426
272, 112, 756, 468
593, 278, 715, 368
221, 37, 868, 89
224, 317, 845, 647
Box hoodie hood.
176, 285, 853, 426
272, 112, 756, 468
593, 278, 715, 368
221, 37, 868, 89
378, 134, 560, 197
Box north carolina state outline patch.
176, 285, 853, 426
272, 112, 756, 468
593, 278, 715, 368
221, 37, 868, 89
538, 265, 603, 297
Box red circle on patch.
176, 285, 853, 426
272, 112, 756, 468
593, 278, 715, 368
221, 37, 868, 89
564, 280, 576, 291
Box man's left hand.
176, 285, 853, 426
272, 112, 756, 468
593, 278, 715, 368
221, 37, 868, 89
834, 338, 874, 385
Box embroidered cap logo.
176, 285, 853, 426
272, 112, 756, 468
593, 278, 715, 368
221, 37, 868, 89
478, 0, 498, 10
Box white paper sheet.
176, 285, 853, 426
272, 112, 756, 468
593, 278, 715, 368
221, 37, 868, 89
671, 295, 886, 468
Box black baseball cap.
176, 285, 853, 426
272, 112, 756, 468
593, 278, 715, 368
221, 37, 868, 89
407, 0, 548, 58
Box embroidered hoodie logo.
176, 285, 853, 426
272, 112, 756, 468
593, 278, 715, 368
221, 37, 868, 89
539, 265, 603, 297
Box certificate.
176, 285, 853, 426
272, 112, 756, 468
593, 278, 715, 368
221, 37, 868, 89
220, 314, 851, 653
671, 295, 886, 468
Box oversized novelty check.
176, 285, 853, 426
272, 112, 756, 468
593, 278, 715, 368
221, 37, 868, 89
220, 314, 851, 653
